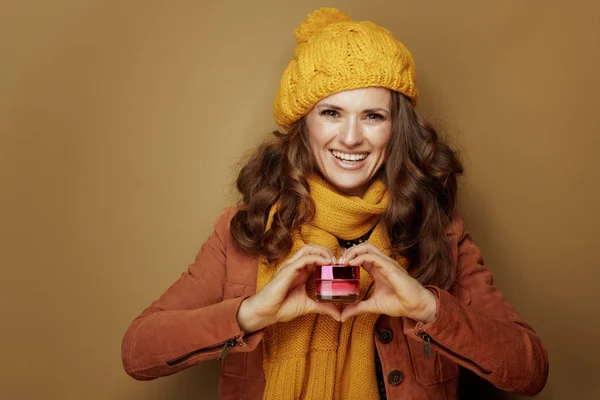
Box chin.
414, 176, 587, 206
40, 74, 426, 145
329, 180, 367, 196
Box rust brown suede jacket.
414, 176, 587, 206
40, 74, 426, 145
121, 208, 549, 399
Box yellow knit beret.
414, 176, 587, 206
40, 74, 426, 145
273, 8, 419, 131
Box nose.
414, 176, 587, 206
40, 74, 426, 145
338, 117, 363, 147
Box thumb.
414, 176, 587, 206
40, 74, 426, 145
340, 300, 374, 322
308, 300, 342, 322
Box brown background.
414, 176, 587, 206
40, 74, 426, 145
1, 0, 598, 399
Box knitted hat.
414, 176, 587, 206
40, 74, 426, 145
273, 8, 419, 131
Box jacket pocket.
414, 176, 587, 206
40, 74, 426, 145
407, 336, 460, 387
222, 351, 247, 377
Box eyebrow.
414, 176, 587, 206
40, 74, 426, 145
317, 103, 390, 114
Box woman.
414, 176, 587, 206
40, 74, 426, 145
121, 8, 548, 399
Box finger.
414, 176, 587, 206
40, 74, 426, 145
274, 254, 330, 285
339, 242, 385, 264
307, 244, 336, 261
276, 252, 328, 276
349, 253, 410, 292
284, 244, 336, 267
340, 299, 377, 322
347, 253, 385, 272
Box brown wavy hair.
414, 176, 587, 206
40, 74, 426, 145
230, 91, 463, 290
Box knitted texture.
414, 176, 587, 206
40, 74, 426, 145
273, 7, 418, 131
256, 175, 408, 399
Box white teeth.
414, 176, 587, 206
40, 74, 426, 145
332, 150, 367, 161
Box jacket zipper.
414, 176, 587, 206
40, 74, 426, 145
416, 331, 432, 357
217, 338, 242, 361
415, 331, 491, 376
167, 337, 242, 366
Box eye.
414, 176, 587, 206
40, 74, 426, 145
320, 109, 341, 118
366, 113, 385, 120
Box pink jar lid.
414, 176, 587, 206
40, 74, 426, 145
316, 264, 359, 280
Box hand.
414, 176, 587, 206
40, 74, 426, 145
338, 243, 437, 323
237, 244, 341, 333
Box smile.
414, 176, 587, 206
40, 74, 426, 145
331, 150, 368, 162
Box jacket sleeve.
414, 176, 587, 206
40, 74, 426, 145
121, 208, 264, 380
404, 212, 549, 396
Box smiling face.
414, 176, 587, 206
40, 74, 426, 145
305, 87, 393, 197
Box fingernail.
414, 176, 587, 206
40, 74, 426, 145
338, 257, 345, 264
331, 257, 337, 264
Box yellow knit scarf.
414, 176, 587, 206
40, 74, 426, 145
257, 175, 397, 400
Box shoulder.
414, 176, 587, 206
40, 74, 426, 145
213, 206, 259, 278
213, 206, 242, 230
206, 206, 243, 250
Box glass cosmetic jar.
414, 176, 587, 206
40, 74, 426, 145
314, 264, 360, 303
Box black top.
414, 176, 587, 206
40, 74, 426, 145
375, 348, 387, 399
336, 228, 375, 249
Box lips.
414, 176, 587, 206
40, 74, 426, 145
330, 150, 369, 163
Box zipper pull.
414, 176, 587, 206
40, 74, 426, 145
416, 332, 432, 358
422, 334, 431, 358
217, 339, 238, 361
